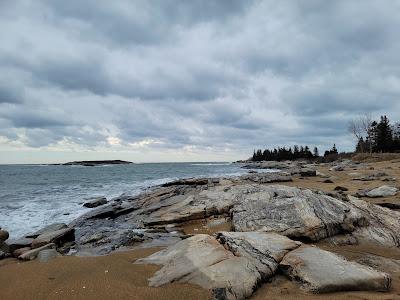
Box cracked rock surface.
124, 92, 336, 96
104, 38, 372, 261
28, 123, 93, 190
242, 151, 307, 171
137, 233, 392, 299
215, 231, 301, 278
280, 245, 391, 293
136, 234, 261, 300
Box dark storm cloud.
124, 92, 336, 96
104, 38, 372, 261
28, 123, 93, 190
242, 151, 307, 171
0, 0, 400, 158
43, 0, 252, 45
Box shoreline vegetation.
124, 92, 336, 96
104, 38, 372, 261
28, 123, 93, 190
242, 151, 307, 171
1, 154, 400, 299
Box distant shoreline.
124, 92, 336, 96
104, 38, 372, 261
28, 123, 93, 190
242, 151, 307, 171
53, 160, 133, 167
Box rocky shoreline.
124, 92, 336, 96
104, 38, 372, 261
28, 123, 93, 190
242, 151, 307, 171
1, 159, 400, 299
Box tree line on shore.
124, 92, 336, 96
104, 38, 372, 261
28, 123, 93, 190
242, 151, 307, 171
349, 115, 400, 153
250, 114, 399, 162
251, 145, 338, 161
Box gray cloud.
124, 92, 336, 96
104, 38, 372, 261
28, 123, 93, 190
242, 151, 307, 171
1, 0, 400, 162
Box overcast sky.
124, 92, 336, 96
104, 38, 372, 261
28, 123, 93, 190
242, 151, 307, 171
1, 1, 400, 163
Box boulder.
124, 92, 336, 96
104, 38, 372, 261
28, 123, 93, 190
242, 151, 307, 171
299, 169, 316, 177
345, 196, 400, 247
6, 237, 34, 253
25, 223, 68, 239
280, 245, 391, 293
0, 229, 9, 242
79, 232, 104, 244
136, 234, 261, 300
357, 254, 400, 273
215, 231, 301, 278
348, 172, 362, 177
323, 179, 334, 183
375, 202, 400, 210
83, 197, 108, 208
184, 256, 260, 300
12, 247, 31, 258
37, 249, 59, 262
382, 177, 397, 182
19, 243, 56, 261
316, 171, 329, 178
231, 185, 366, 241
136, 234, 235, 287
161, 178, 209, 187
300, 169, 317, 177
0, 241, 9, 254
329, 165, 344, 171
334, 186, 349, 192
365, 185, 398, 198
31, 227, 74, 249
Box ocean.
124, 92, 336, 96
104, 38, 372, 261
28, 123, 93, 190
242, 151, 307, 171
0, 162, 262, 239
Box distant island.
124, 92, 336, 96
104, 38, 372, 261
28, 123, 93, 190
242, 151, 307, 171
58, 160, 133, 166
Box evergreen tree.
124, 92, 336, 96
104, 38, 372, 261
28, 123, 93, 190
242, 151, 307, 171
356, 137, 366, 153
375, 116, 393, 152
313, 147, 319, 157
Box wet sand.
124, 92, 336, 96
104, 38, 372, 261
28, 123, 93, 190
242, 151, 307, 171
0, 248, 209, 300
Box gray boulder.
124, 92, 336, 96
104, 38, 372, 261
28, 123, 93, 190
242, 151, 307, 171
215, 231, 301, 278
37, 249, 59, 262
357, 254, 400, 273
231, 185, 366, 241
12, 247, 31, 258
346, 196, 400, 247
366, 185, 398, 198
19, 243, 56, 261
25, 223, 68, 238
329, 165, 344, 171
136, 234, 261, 300
280, 245, 391, 293
83, 197, 108, 208
0, 229, 9, 242
31, 227, 74, 249
6, 237, 34, 253
299, 169, 317, 177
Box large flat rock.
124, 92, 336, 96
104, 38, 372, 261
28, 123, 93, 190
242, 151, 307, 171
6, 237, 34, 252
280, 245, 391, 293
346, 196, 400, 247
231, 186, 366, 241
25, 223, 68, 239
31, 227, 75, 249
136, 234, 261, 300
366, 185, 398, 198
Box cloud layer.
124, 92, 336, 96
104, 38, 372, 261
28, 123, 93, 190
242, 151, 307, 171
1, 0, 400, 162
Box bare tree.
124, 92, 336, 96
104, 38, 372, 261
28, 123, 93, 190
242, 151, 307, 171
348, 119, 364, 152
360, 113, 373, 153
360, 113, 372, 136
348, 113, 372, 153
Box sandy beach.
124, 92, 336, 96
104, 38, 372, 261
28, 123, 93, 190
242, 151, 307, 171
0, 248, 209, 300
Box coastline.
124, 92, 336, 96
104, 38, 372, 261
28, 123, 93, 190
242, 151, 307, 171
1, 158, 400, 299
0, 162, 249, 239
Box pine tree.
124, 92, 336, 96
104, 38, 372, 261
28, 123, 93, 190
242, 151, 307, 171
356, 137, 366, 153
375, 116, 393, 152
313, 147, 319, 157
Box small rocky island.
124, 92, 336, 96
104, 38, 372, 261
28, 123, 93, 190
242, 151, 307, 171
60, 160, 133, 166
1, 158, 400, 299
